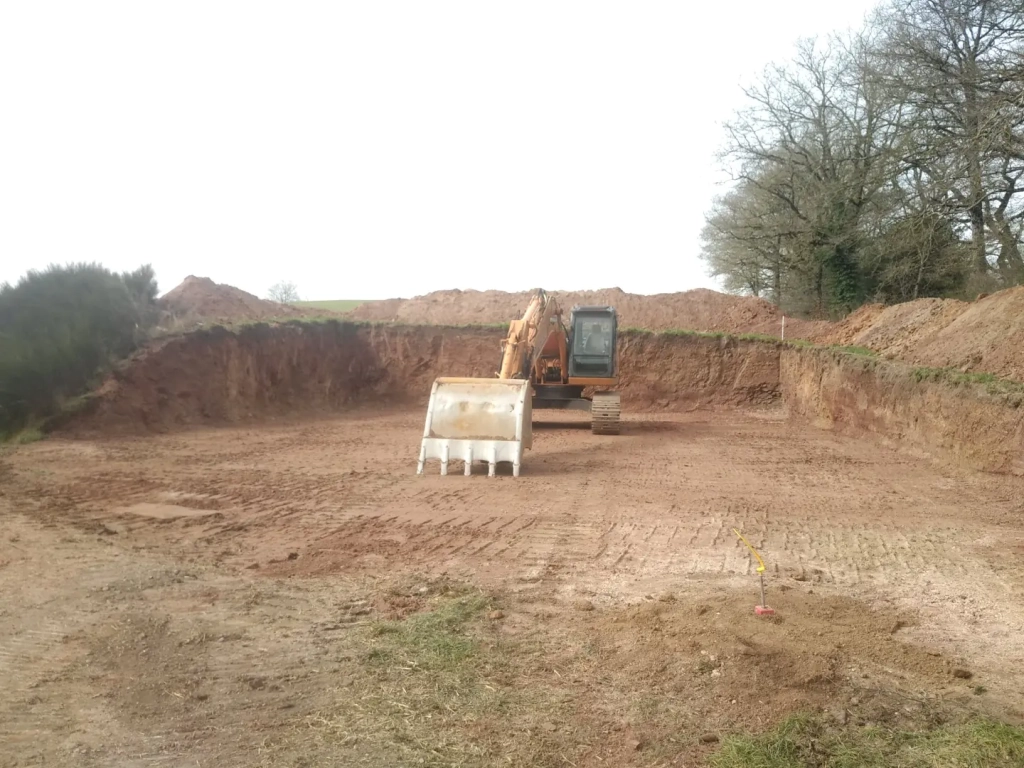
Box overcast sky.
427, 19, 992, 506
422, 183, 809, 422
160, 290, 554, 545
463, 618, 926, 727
1, 1, 880, 300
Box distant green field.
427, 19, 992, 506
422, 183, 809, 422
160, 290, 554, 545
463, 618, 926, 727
294, 299, 365, 312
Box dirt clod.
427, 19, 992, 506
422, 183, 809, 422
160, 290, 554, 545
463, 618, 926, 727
699, 733, 720, 744
488, 610, 505, 621
953, 668, 973, 680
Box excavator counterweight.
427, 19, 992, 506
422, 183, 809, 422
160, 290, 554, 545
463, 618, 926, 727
416, 289, 620, 476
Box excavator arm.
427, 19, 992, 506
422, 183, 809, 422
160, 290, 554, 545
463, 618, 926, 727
497, 289, 564, 380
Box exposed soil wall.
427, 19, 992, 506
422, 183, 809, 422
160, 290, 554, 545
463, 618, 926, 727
76, 323, 781, 434
69, 321, 1024, 477
618, 332, 781, 410
781, 348, 1024, 476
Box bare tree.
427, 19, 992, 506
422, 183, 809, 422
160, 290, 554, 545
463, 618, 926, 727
704, 0, 1024, 314
267, 281, 300, 303
718, 34, 902, 314
872, 0, 1024, 279
701, 173, 806, 308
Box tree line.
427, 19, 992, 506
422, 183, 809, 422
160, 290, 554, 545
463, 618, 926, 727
0, 263, 159, 437
701, 0, 1024, 316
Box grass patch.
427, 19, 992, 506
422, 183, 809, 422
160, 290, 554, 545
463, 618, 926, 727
828, 344, 876, 357
10, 427, 44, 444
257, 581, 1024, 768
367, 590, 489, 672
623, 327, 783, 344
292, 587, 586, 768
911, 366, 1024, 397
164, 317, 512, 338
711, 714, 1024, 768
622, 327, 878, 360
294, 299, 366, 312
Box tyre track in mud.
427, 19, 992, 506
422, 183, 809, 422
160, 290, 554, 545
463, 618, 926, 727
9, 412, 1018, 590
6, 409, 1024, 677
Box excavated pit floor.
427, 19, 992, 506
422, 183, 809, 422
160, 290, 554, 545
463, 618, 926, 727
3, 407, 1024, 764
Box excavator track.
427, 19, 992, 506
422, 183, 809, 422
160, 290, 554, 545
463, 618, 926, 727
591, 391, 621, 435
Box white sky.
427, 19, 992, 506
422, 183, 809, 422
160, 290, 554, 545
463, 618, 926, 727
1, 1, 880, 301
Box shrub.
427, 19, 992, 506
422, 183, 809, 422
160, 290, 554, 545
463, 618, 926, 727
0, 263, 159, 436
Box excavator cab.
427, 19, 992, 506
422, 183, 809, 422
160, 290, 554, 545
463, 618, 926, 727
568, 306, 617, 378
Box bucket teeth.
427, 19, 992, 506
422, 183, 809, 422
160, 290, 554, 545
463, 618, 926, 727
417, 377, 532, 477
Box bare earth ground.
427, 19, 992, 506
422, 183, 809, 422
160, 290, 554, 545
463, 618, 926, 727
3, 408, 1024, 766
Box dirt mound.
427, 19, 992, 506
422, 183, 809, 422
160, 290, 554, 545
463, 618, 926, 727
815, 298, 968, 357
812, 303, 886, 347
783, 346, 1024, 476
160, 276, 314, 324
350, 287, 828, 338
910, 287, 1024, 380
811, 286, 1024, 381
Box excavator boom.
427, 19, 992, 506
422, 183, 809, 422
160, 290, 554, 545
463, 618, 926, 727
497, 289, 563, 380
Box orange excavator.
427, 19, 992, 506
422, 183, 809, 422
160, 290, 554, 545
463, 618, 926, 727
417, 289, 621, 476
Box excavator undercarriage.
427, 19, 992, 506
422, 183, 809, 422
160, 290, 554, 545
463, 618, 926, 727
417, 289, 621, 476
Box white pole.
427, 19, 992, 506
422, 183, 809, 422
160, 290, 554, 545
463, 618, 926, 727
781, 315, 786, 341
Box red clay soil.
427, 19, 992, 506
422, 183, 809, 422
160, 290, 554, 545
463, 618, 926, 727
73, 320, 1024, 477
812, 285, 1024, 382
160, 277, 1024, 382
812, 303, 887, 347
74, 325, 783, 434
908, 287, 1024, 380
160, 276, 321, 324
349, 287, 828, 338
811, 298, 968, 358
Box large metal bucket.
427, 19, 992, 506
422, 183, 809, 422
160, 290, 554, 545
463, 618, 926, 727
416, 377, 533, 477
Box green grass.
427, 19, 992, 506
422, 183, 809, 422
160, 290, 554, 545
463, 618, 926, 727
298, 588, 563, 767
293, 299, 365, 312
368, 590, 490, 672
911, 365, 1024, 397
711, 714, 1024, 768
623, 327, 784, 344
10, 427, 44, 445
828, 344, 876, 357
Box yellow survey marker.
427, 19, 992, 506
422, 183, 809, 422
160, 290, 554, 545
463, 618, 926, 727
733, 528, 775, 616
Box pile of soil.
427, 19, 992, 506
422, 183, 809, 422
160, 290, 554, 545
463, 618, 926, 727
813, 304, 886, 347
160, 276, 315, 324
811, 286, 1024, 381
812, 298, 968, 358
909, 287, 1024, 380
349, 287, 828, 339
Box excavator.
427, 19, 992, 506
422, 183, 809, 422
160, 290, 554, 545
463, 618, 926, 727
417, 289, 620, 477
